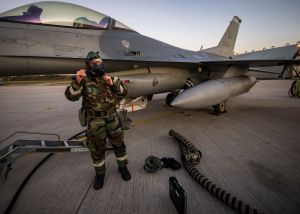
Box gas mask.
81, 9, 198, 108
87, 64, 105, 77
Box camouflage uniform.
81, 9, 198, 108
65, 74, 128, 175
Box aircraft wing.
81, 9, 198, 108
199, 59, 300, 67
248, 68, 279, 75
234, 44, 299, 61
200, 44, 299, 68
202, 44, 298, 68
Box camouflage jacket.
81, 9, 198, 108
65, 75, 128, 112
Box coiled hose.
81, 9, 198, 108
169, 129, 264, 214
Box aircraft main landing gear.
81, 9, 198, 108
212, 102, 227, 114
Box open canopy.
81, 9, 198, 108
0, 1, 135, 32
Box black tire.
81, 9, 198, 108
288, 80, 296, 97
147, 95, 153, 101
213, 102, 226, 113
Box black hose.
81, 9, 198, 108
288, 80, 296, 97
4, 153, 53, 214
4, 130, 87, 214
169, 129, 264, 214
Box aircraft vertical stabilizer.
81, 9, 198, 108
202, 16, 242, 58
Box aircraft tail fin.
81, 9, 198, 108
202, 16, 242, 58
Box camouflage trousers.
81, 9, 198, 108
86, 113, 128, 175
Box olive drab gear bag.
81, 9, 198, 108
78, 107, 87, 127
117, 110, 132, 130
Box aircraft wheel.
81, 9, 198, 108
213, 102, 227, 113
147, 95, 153, 101
166, 92, 178, 106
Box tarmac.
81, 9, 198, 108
0, 79, 299, 214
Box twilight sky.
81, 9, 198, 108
0, 0, 299, 54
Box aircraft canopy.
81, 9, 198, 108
0, 1, 135, 31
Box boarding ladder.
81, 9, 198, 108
0, 131, 113, 180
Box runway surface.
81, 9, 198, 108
0, 80, 299, 214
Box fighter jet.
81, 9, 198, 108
0, 1, 299, 112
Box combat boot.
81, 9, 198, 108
118, 166, 131, 181
93, 174, 105, 190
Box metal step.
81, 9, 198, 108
0, 140, 90, 171
0, 131, 114, 181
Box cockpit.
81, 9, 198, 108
0, 1, 136, 32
